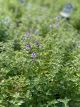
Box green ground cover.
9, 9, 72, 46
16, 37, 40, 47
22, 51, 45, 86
0, 0, 80, 107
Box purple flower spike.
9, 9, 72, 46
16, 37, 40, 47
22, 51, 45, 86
25, 44, 31, 50
31, 52, 37, 58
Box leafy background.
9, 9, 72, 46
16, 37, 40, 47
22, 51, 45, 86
0, 0, 80, 107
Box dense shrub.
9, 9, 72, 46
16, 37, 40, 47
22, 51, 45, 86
0, 0, 80, 107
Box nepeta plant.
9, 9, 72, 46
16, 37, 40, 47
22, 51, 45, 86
0, 0, 80, 107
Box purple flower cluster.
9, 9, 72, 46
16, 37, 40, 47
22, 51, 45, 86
22, 29, 43, 61
31, 52, 37, 58
25, 44, 31, 50
35, 41, 40, 47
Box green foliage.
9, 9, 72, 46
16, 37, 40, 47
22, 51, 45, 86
0, 0, 80, 107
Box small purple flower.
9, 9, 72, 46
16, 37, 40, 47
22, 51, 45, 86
31, 52, 37, 58
25, 44, 31, 50
35, 41, 40, 47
